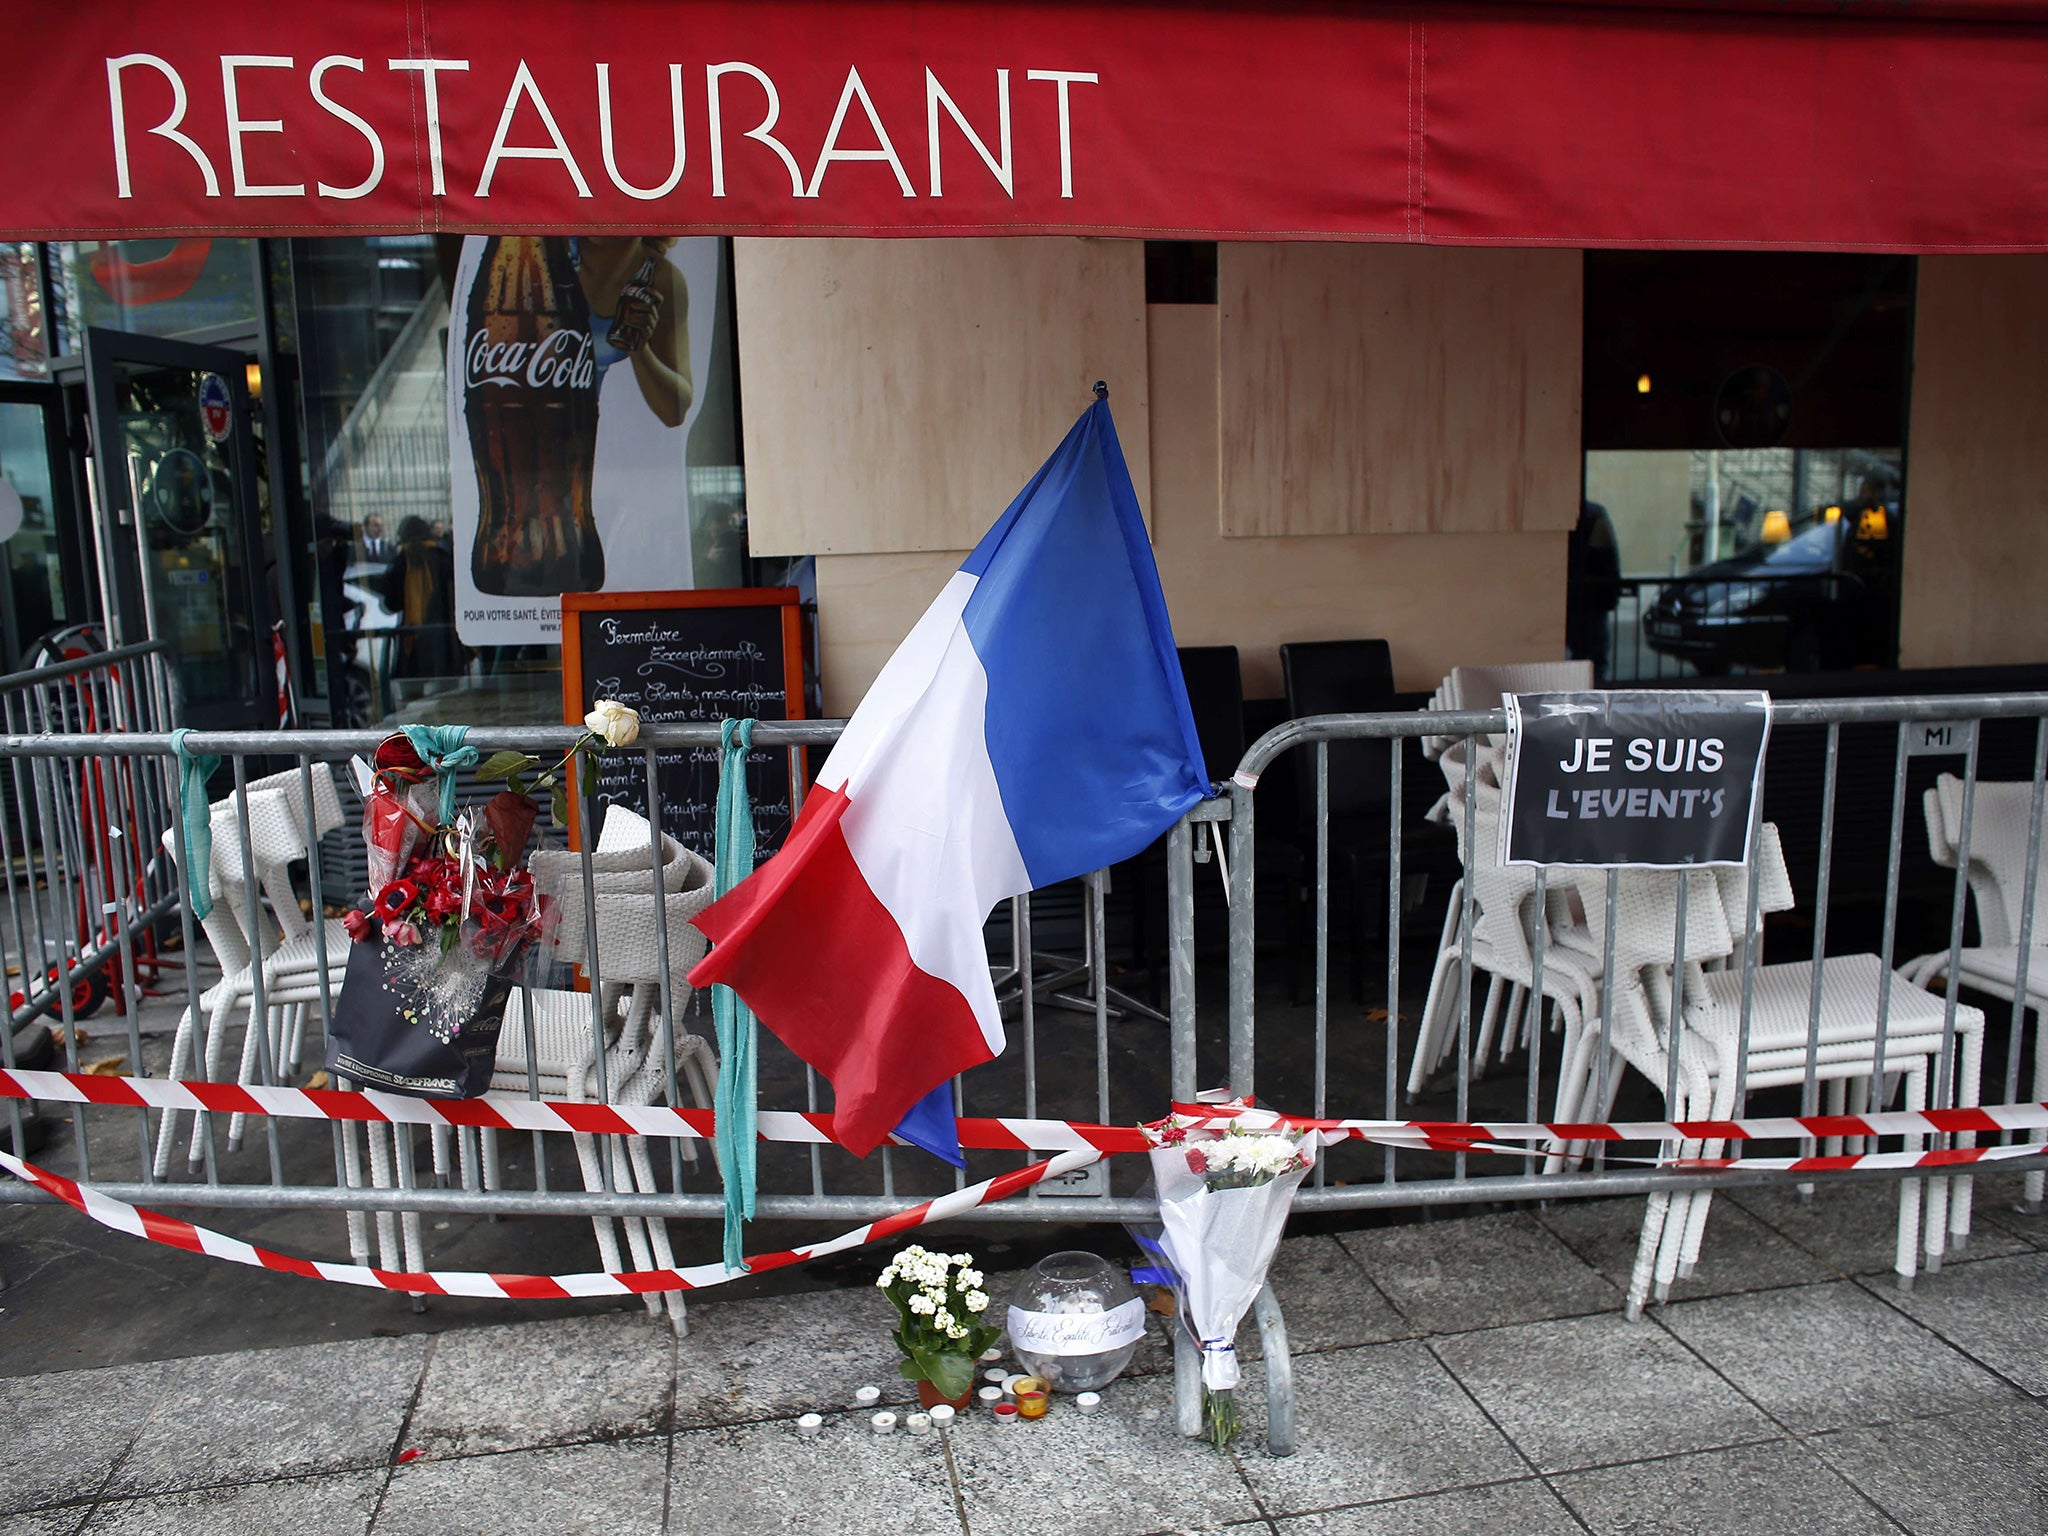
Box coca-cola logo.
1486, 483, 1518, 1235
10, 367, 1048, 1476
466, 328, 598, 392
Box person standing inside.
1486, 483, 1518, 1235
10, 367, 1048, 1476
357, 514, 389, 565
1566, 499, 1622, 681
375, 516, 464, 681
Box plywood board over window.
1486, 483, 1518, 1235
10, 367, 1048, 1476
734, 237, 1149, 557
1901, 255, 2048, 670
1219, 244, 1581, 538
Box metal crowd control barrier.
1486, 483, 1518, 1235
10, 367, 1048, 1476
1225, 690, 2048, 1299
0, 721, 1288, 1440
4, 693, 2048, 1442
1, 641, 179, 1038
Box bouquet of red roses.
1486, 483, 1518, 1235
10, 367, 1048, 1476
327, 733, 555, 1098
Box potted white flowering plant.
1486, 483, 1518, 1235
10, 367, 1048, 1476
877, 1244, 1002, 1410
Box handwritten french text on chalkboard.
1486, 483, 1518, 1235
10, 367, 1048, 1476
566, 596, 801, 859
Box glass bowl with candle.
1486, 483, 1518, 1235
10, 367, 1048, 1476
1005, 1250, 1145, 1392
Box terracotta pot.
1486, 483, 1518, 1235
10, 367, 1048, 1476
917, 1377, 973, 1411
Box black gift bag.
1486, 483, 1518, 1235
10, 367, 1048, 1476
324, 933, 518, 1098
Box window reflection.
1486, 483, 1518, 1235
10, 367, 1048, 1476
289, 236, 748, 727
1581, 447, 1901, 679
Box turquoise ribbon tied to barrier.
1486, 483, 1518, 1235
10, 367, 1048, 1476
711, 717, 760, 1272
400, 725, 479, 826
169, 729, 222, 921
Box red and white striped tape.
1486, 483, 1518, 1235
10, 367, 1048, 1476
4, 1071, 2044, 1296
0, 1144, 1104, 1299
5, 1068, 2044, 1155
0, 1068, 1144, 1154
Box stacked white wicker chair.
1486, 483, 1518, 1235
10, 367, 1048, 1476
1410, 663, 1600, 1093
152, 763, 351, 1175
1406, 777, 1602, 1100
1904, 774, 2048, 1208
516, 804, 719, 1332
224, 764, 350, 1141
1411, 669, 1989, 1315
1421, 660, 1595, 762
1548, 827, 1987, 1313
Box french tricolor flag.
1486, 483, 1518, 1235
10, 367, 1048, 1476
688, 392, 1208, 1158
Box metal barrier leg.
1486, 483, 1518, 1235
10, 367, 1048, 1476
1253, 1284, 1297, 1457
2028, 1011, 2048, 1213
1897, 1065, 1926, 1291
1173, 1323, 1204, 1438
1951, 1025, 1983, 1251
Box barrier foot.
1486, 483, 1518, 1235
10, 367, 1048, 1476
1173, 1326, 1203, 1439
409, 1294, 428, 1314
1896, 1273, 1915, 1294
1253, 1285, 1297, 1458
1676, 1261, 1696, 1281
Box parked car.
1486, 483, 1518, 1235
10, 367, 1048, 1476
1641, 511, 1893, 674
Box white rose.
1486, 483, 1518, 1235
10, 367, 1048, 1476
584, 698, 641, 748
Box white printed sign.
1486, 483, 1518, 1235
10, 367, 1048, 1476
1005, 1296, 1147, 1356
447, 235, 720, 646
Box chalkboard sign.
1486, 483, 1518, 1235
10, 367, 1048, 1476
560, 589, 805, 858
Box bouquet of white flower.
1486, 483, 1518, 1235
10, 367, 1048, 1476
876, 1244, 1002, 1408
1136, 1107, 1319, 1447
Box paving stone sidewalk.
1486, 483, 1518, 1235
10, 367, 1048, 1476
2, 1178, 2043, 1535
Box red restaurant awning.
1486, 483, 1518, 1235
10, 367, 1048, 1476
10, 0, 2048, 250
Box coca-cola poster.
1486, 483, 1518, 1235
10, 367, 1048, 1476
446, 234, 721, 645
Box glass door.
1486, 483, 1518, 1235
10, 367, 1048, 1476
0, 383, 75, 671
83, 329, 270, 728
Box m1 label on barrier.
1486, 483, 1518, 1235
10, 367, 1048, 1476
1501, 690, 1772, 868
1904, 720, 1976, 758
1005, 1297, 1148, 1356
